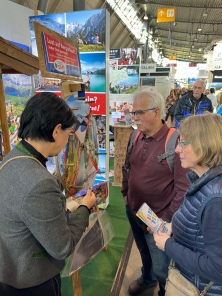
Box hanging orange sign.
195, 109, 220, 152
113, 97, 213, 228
157, 8, 176, 23
168, 54, 177, 60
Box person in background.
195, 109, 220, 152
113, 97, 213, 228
216, 88, 222, 107
207, 87, 218, 112
0, 92, 96, 296
174, 80, 213, 128
154, 113, 222, 295
122, 88, 190, 296
165, 89, 177, 125
204, 88, 210, 95
130, 50, 136, 64
181, 87, 188, 96
118, 50, 129, 65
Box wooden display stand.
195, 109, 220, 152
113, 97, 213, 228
0, 37, 39, 156
112, 124, 132, 187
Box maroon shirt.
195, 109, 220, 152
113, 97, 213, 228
121, 122, 190, 222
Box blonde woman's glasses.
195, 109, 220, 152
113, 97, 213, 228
177, 140, 190, 149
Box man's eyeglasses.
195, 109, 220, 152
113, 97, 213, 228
193, 86, 203, 90
129, 108, 156, 117
177, 140, 190, 149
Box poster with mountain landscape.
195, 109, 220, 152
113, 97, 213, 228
29, 13, 66, 57
2, 74, 32, 148
29, 9, 107, 114
28, 8, 109, 191
66, 10, 106, 52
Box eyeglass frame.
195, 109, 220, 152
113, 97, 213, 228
177, 140, 190, 149
129, 107, 157, 117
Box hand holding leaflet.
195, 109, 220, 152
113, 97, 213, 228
71, 180, 110, 205
136, 203, 168, 233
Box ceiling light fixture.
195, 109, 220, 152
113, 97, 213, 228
144, 14, 148, 20
197, 27, 202, 31
203, 9, 207, 17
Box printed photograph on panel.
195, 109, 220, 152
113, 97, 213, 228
109, 65, 139, 94
80, 52, 105, 92
66, 9, 106, 52
29, 13, 65, 56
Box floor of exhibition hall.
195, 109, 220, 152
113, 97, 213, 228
113, 234, 159, 296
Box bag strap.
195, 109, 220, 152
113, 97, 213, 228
157, 128, 179, 173
0, 156, 44, 171
200, 281, 214, 295
123, 130, 140, 175
170, 260, 214, 295
124, 127, 178, 175
165, 128, 179, 173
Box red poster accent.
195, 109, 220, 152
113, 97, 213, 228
35, 91, 106, 115
85, 92, 106, 115
43, 32, 79, 67
166, 63, 177, 67
188, 63, 197, 67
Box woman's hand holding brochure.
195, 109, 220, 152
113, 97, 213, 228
153, 230, 171, 251
136, 203, 168, 234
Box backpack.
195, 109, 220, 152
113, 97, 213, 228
124, 127, 179, 176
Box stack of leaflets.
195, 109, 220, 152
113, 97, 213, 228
71, 180, 110, 205
136, 203, 168, 233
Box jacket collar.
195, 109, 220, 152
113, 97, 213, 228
186, 165, 222, 195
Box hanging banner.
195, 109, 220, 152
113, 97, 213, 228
206, 51, 214, 71
168, 54, 177, 60
157, 8, 176, 23
188, 63, 197, 67
213, 43, 222, 70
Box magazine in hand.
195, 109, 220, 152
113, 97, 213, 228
136, 203, 168, 233
71, 180, 110, 205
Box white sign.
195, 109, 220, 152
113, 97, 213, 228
111, 111, 122, 119
140, 64, 157, 73
213, 43, 222, 70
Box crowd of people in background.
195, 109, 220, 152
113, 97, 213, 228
165, 83, 222, 127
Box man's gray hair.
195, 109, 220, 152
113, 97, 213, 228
132, 88, 166, 119
194, 79, 206, 88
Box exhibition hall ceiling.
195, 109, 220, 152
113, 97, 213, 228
9, 0, 222, 63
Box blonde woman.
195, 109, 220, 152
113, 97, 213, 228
154, 113, 222, 295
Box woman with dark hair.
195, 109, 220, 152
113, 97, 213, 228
0, 92, 96, 296
165, 89, 177, 125
154, 113, 222, 295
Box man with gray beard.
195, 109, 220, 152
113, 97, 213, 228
121, 89, 190, 296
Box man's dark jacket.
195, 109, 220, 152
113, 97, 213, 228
174, 91, 213, 128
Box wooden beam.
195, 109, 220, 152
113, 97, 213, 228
0, 38, 39, 70
72, 271, 82, 296
0, 52, 39, 76
48, 0, 61, 13
1, 69, 22, 74
0, 70, 10, 156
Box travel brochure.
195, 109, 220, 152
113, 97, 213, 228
71, 180, 110, 205
136, 203, 168, 233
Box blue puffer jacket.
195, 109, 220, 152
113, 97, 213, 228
165, 166, 222, 295
174, 91, 213, 128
